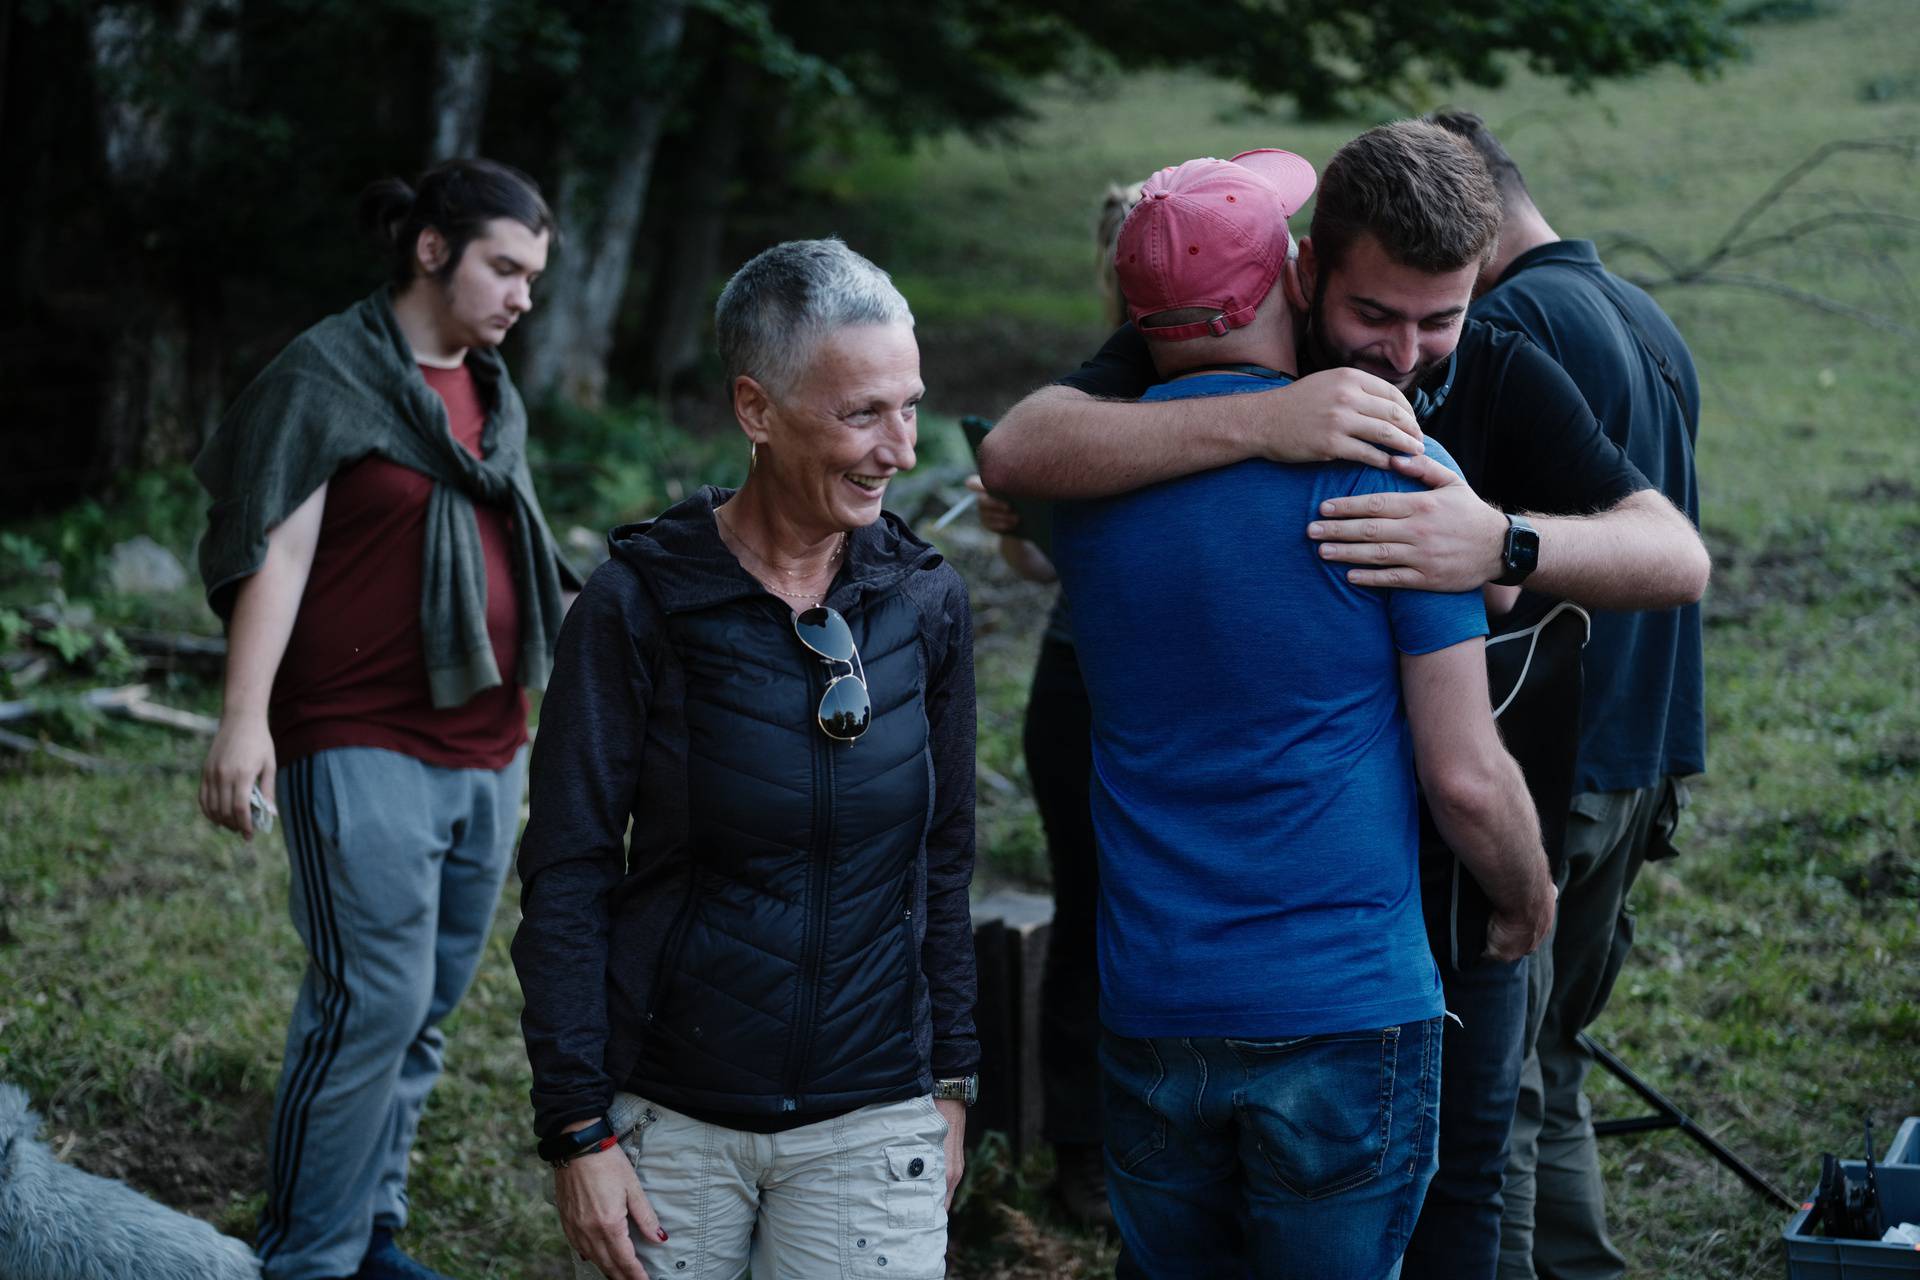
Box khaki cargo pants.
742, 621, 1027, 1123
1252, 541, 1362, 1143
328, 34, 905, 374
571, 1092, 951, 1280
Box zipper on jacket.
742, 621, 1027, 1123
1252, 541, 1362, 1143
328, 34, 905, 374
782, 654, 836, 1112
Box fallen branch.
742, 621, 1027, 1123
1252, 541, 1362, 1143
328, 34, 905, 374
0, 684, 148, 725
1, 655, 51, 690
11, 607, 226, 675
1596, 135, 1920, 338
0, 726, 131, 773
1682, 270, 1919, 338
0, 682, 216, 736
118, 696, 219, 736
116, 627, 227, 669
1703, 138, 1920, 270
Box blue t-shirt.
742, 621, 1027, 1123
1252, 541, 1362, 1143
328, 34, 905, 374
1052, 371, 1487, 1039
1471, 240, 1705, 792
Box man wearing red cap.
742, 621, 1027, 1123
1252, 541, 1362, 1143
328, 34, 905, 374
1044, 150, 1555, 1278
982, 120, 1710, 1279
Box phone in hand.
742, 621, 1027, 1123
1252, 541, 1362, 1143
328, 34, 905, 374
959, 416, 1054, 556
249, 784, 276, 836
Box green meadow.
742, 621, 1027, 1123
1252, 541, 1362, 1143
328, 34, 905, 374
2, 1, 1916, 1276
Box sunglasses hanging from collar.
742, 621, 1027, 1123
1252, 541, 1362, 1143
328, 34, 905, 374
792, 606, 871, 742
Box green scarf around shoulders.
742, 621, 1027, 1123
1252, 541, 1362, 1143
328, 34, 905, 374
194, 287, 579, 708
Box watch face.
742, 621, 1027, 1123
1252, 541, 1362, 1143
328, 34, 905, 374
934, 1076, 978, 1105
1508, 525, 1540, 574
1498, 517, 1540, 585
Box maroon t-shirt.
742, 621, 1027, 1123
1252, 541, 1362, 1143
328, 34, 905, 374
269, 362, 528, 769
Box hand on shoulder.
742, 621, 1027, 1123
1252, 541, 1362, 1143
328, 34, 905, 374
1260, 368, 1424, 469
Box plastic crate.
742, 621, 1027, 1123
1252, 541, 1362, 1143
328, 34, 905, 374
1888, 1119, 1920, 1168
1783, 1163, 1920, 1278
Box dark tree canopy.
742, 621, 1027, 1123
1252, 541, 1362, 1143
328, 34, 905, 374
1061, 0, 1739, 117
0, 0, 1739, 509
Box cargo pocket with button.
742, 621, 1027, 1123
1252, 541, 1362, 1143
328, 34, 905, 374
848, 1140, 946, 1280
884, 1143, 941, 1229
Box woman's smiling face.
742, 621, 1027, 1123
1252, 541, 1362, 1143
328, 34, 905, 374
748, 321, 923, 533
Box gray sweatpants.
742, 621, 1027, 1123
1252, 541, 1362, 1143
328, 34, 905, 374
256, 746, 525, 1280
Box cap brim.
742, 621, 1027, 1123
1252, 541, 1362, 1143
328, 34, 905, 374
1229, 149, 1317, 216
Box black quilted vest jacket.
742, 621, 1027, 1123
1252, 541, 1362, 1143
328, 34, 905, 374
613, 499, 942, 1121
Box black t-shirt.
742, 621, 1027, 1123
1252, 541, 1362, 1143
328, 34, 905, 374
1472, 239, 1705, 791
1055, 319, 1651, 515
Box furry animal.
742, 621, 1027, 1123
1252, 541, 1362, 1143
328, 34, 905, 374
0, 1083, 260, 1280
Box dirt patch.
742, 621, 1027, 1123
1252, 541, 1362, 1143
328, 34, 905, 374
40, 1077, 268, 1229
1841, 736, 1920, 779
1841, 849, 1920, 901
1706, 535, 1834, 627
954, 1204, 1116, 1280
48, 860, 194, 913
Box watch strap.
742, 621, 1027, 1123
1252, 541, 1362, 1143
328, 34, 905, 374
932, 1075, 979, 1106
537, 1116, 618, 1167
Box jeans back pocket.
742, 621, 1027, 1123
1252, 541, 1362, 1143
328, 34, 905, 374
1099, 1034, 1169, 1173
1230, 1027, 1397, 1200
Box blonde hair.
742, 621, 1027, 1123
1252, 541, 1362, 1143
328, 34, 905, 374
1095, 180, 1146, 328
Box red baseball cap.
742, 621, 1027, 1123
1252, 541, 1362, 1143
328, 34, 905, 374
1115, 148, 1317, 342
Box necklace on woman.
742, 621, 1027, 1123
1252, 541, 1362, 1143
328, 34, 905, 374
717, 506, 847, 608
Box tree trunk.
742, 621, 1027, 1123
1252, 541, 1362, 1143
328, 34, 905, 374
87, 0, 237, 477
637, 56, 754, 397
518, 0, 688, 408
88, 5, 172, 186
427, 0, 493, 163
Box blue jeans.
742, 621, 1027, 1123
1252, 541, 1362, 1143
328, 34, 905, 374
1103, 1020, 1443, 1280
1402, 957, 1529, 1280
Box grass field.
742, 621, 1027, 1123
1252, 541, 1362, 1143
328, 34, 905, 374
3, 1, 1918, 1276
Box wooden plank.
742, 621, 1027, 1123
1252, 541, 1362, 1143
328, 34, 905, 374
969, 918, 1013, 1148
1007, 914, 1052, 1156
970, 889, 1057, 1157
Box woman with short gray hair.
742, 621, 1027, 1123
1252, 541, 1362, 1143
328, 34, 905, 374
514, 239, 979, 1280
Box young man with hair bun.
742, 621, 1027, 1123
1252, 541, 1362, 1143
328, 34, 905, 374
195, 157, 577, 1280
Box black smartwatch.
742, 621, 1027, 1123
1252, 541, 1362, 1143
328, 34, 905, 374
1493, 513, 1540, 587
932, 1075, 979, 1107
537, 1116, 618, 1168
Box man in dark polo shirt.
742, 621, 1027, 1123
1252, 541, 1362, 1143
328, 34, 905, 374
1430, 110, 1705, 1280
194, 158, 576, 1280
978, 121, 1709, 1279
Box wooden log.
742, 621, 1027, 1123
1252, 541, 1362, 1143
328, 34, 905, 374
1, 655, 51, 689
0, 682, 215, 736
0, 683, 147, 724
969, 888, 1057, 1158
969, 917, 1013, 1149
116, 696, 218, 736
0, 726, 127, 772
116, 627, 227, 670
